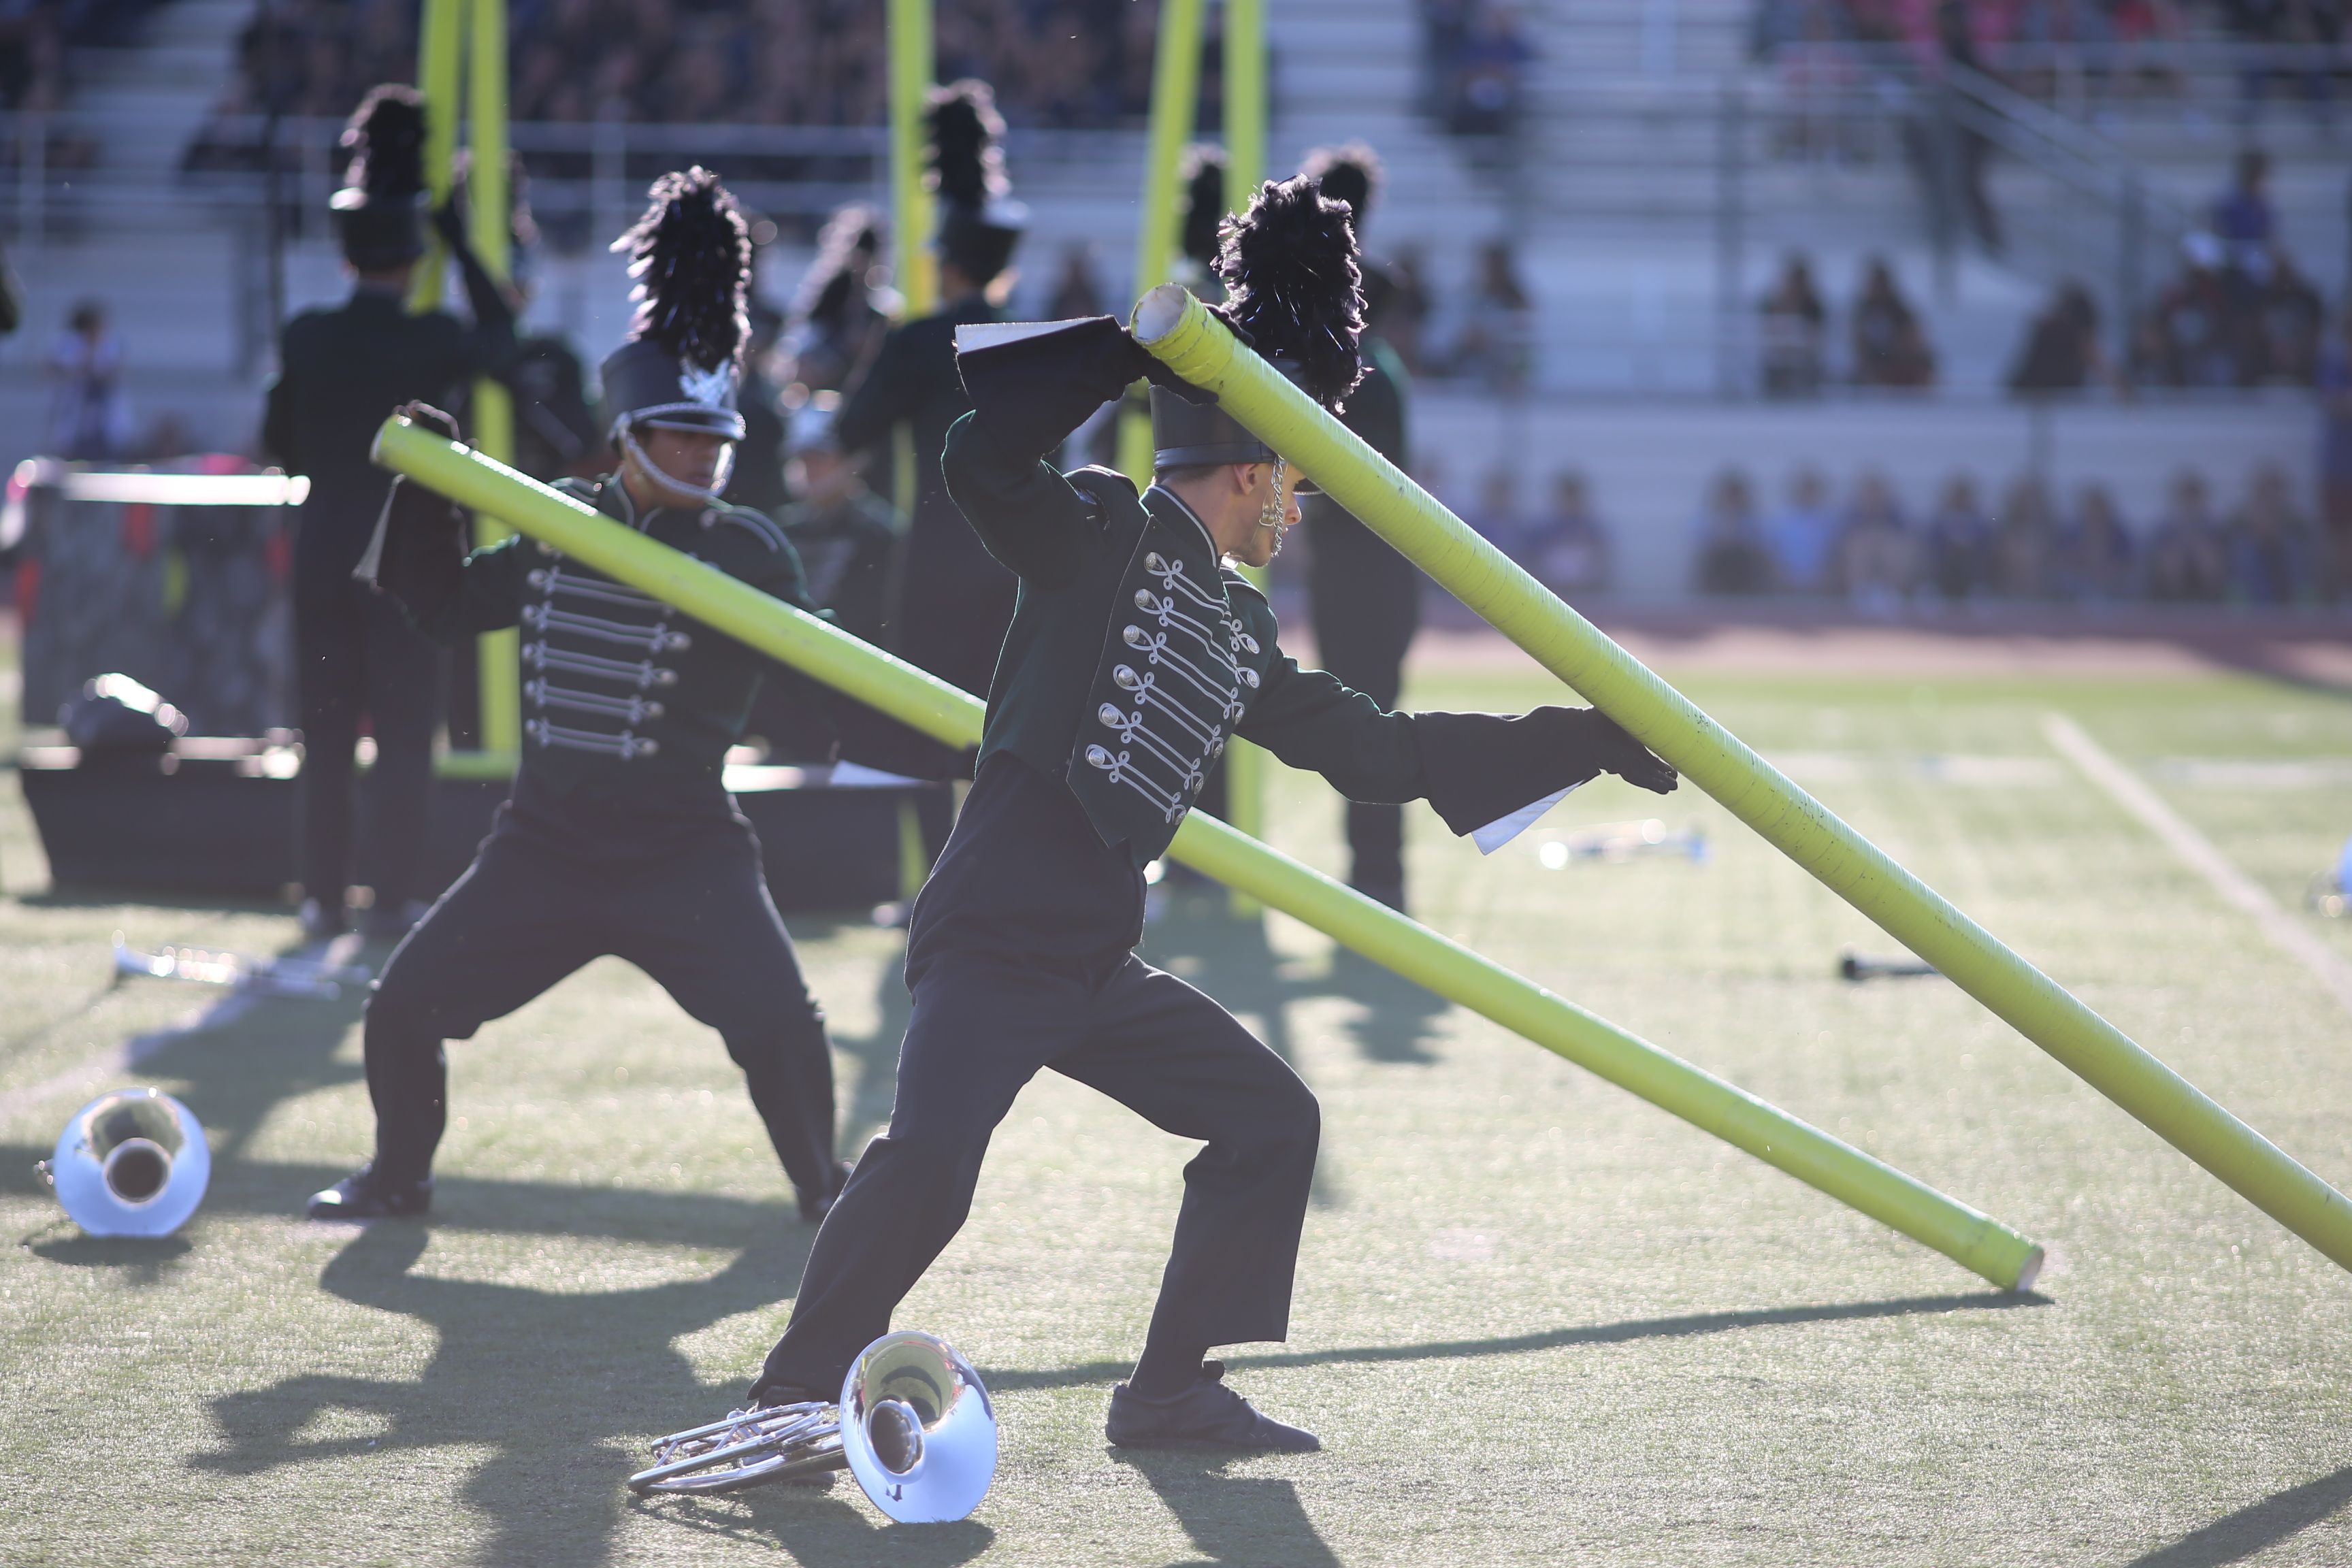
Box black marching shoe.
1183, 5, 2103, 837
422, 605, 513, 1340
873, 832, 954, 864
797, 1159, 854, 1223
1106, 1361, 1321, 1452
306, 1162, 433, 1221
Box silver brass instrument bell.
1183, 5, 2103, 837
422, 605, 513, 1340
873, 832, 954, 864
41, 1089, 211, 1237
629, 1330, 996, 1523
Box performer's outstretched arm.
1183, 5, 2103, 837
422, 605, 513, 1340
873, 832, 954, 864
1237, 617, 1676, 835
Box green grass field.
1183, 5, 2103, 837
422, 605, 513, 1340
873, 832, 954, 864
5, 647, 2351, 1566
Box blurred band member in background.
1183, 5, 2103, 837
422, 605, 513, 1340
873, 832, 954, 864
263, 85, 515, 942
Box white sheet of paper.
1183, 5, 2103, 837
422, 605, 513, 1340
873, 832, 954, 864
1471, 783, 1582, 855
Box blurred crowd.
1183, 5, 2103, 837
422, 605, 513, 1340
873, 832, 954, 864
1754, 0, 2349, 108
2008, 152, 2334, 394
1759, 253, 1940, 394
192, 0, 1164, 132
1, 0, 166, 113
1690, 460, 2340, 606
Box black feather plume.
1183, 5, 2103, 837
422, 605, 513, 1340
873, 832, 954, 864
1214, 174, 1365, 409
614, 167, 750, 372
926, 80, 1007, 210
1178, 146, 1226, 270
1302, 141, 1383, 229
340, 84, 427, 199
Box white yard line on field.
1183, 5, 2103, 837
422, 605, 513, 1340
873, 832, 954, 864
2042, 712, 2352, 1019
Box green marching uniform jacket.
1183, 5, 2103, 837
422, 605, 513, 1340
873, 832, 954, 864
940, 411, 1631, 869
368, 474, 826, 820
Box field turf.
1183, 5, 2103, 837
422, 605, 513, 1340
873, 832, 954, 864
3, 647, 2350, 1566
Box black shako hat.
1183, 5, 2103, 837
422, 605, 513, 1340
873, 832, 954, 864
928, 80, 1026, 287
1149, 172, 1367, 481
331, 85, 429, 271
598, 167, 751, 442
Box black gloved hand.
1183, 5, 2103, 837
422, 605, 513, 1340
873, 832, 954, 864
431, 174, 469, 249
364, 403, 468, 610
1578, 708, 1678, 794
956, 315, 1209, 464
1416, 704, 1676, 839
399, 400, 460, 442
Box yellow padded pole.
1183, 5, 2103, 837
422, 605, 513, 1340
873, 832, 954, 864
373, 413, 2046, 1292
1131, 283, 2352, 1277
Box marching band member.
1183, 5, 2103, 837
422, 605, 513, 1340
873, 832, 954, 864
307, 169, 849, 1224
263, 84, 515, 942
734, 176, 1676, 1450
834, 80, 1026, 751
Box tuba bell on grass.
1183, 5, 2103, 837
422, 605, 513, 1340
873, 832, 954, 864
39, 1089, 212, 1237
629, 1330, 996, 1523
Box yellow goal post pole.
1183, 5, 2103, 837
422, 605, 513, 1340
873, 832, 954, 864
463, 0, 520, 760
1131, 282, 2352, 1278
1215, 0, 1271, 896
373, 412, 2045, 1292
1117, 0, 1207, 491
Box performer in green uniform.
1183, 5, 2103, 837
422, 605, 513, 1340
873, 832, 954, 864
263, 84, 515, 941
308, 169, 849, 1223
721, 177, 1674, 1450
834, 80, 1026, 725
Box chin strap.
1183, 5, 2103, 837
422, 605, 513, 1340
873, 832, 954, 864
619, 422, 736, 507
1256, 457, 1289, 532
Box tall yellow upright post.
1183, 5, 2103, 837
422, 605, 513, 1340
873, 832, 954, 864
1118, 0, 1208, 487
409, 0, 463, 313
466, 0, 521, 757
1218, 0, 1271, 889
887, 0, 938, 319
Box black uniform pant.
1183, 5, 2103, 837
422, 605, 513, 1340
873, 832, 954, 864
361, 808, 839, 1201
294, 527, 444, 911
1309, 533, 1422, 895
756, 949, 1320, 1395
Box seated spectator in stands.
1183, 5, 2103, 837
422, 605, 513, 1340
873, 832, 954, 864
1760, 254, 1827, 397
2144, 468, 2229, 602
1465, 467, 1524, 555
46, 300, 133, 461
1446, 1, 1535, 137
2210, 148, 2274, 275
2126, 308, 2181, 389
2257, 253, 2325, 386
1766, 467, 1841, 593
1520, 471, 1613, 598
2151, 233, 2249, 389
1850, 257, 1936, 389
1452, 242, 1533, 393
1693, 469, 1773, 595
1046, 243, 1107, 321
2227, 463, 2319, 606
2323, 312, 2352, 602
2056, 484, 2136, 602
1838, 471, 1914, 615
1992, 475, 2058, 598
2008, 281, 2108, 395
1921, 474, 1993, 604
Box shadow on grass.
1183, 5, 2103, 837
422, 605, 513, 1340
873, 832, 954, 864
1111, 1446, 1342, 1568
2125, 1464, 2352, 1567
979, 1290, 2051, 1394
0, 1146, 811, 1249
193, 1216, 819, 1568
624, 1489, 996, 1565
1142, 887, 1450, 1069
